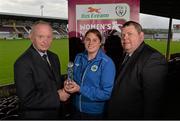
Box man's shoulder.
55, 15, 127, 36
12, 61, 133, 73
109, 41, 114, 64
145, 44, 165, 58
139, 43, 162, 57
137, 43, 166, 64
47, 50, 55, 54
47, 50, 59, 59
15, 47, 34, 64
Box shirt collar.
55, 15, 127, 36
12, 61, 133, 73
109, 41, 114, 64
32, 44, 47, 57
128, 53, 133, 57
83, 48, 103, 61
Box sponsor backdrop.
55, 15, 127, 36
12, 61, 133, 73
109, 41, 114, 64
68, 0, 139, 61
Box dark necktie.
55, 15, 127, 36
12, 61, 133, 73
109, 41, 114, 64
42, 54, 57, 82
120, 54, 130, 70
42, 54, 51, 69
115, 54, 130, 87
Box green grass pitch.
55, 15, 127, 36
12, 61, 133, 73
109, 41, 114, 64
0, 39, 180, 86
145, 39, 180, 55
0, 39, 69, 86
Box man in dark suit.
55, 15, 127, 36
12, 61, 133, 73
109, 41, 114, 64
14, 20, 70, 119
107, 21, 168, 119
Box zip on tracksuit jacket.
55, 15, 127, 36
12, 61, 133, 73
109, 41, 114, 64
73, 48, 116, 114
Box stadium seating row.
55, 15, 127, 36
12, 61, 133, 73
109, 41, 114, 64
0, 25, 67, 39
0, 95, 19, 120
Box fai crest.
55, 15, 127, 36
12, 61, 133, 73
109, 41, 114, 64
115, 5, 127, 17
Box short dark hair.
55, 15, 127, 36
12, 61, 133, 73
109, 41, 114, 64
84, 29, 102, 42
122, 21, 142, 33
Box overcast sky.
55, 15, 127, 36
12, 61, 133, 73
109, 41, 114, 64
0, 0, 180, 29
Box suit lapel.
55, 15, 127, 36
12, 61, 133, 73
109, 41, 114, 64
29, 45, 55, 79
111, 42, 146, 99
118, 58, 131, 79
114, 56, 132, 92
47, 52, 59, 83
115, 42, 146, 85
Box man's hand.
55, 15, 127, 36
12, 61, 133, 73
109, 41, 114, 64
58, 88, 70, 102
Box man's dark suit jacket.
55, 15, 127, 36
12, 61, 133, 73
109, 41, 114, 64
107, 42, 168, 119
14, 45, 62, 119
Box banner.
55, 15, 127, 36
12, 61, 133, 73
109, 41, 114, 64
68, 0, 139, 37
68, 0, 140, 61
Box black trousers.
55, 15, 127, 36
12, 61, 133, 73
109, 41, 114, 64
19, 109, 62, 120
70, 108, 104, 120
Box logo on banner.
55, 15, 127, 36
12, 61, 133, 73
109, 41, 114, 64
76, 3, 131, 36
88, 7, 101, 13
115, 5, 127, 17
76, 4, 130, 20
80, 6, 109, 19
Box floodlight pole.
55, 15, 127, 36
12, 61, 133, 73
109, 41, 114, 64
40, 5, 44, 16
166, 17, 172, 61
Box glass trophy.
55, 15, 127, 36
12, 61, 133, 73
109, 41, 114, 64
66, 61, 74, 85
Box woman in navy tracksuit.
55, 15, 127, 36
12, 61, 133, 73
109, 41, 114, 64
64, 29, 115, 119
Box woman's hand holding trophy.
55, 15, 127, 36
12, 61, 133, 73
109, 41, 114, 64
64, 62, 80, 94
